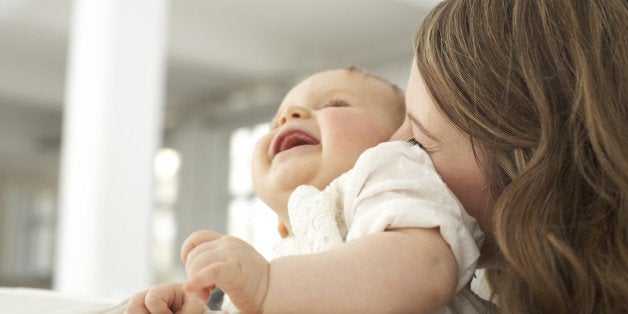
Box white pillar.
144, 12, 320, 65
55, 0, 169, 299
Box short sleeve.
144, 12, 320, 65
341, 141, 484, 292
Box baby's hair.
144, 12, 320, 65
344, 65, 405, 100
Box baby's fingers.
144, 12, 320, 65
181, 230, 223, 264
145, 285, 183, 314
184, 259, 240, 302
125, 282, 187, 314
124, 290, 150, 314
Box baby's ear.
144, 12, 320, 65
277, 221, 290, 238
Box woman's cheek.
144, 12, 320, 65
434, 155, 493, 233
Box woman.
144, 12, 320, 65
398, 0, 627, 312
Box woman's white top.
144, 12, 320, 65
224, 141, 487, 313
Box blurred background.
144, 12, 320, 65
0, 0, 440, 300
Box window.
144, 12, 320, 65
152, 148, 181, 282
0, 181, 56, 288
227, 124, 280, 259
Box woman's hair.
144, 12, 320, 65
415, 0, 627, 312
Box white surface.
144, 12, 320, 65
0, 287, 126, 314
0, 287, 227, 314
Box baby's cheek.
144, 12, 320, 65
251, 136, 272, 192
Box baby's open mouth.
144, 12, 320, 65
272, 130, 320, 157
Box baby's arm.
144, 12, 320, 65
265, 226, 457, 313
182, 227, 457, 313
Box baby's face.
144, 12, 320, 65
251, 69, 404, 228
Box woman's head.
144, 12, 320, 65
408, 0, 627, 311
396, 62, 494, 253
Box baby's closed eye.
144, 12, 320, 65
322, 98, 350, 108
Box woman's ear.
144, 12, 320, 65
277, 221, 290, 238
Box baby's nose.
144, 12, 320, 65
279, 106, 310, 126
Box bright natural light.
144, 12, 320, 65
227, 123, 281, 259
152, 148, 182, 282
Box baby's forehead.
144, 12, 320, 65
296, 69, 396, 96
308, 68, 379, 84
274, 68, 404, 115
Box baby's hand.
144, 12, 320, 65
125, 282, 208, 314
181, 230, 269, 313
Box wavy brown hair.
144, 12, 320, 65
415, 0, 627, 312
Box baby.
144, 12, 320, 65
127, 67, 484, 313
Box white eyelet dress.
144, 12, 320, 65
223, 141, 487, 313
